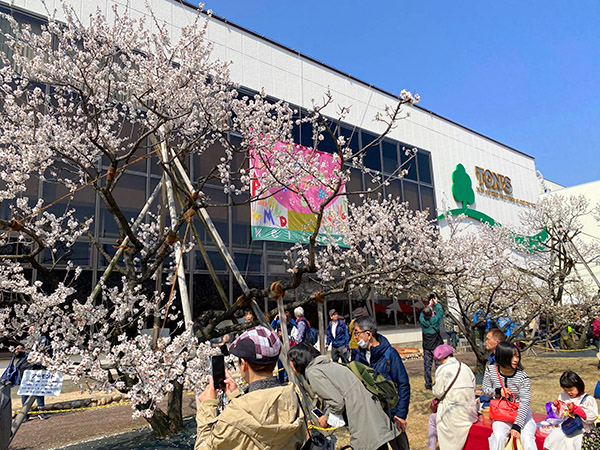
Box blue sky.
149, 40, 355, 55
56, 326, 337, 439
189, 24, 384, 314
199, 1, 599, 187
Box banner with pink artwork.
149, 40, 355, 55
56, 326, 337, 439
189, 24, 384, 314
250, 142, 348, 246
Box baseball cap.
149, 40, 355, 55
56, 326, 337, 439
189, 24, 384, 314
329, 309, 337, 316
353, 307, 367, 317
229, 326, 281, 365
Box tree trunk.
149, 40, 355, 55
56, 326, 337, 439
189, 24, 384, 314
462, 324, 488, 374
140, 384, 184, 440
167, 381, 184, 434
145, 407, 177, 439
561, 323, 590, 350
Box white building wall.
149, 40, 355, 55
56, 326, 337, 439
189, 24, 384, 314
7, 0, 539, 226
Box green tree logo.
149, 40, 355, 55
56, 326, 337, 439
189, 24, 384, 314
452, 164, 475, 211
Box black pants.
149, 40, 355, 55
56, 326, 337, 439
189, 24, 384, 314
423, 348, 440, 389
376, 431, 410, 450
331, 346, 349, 364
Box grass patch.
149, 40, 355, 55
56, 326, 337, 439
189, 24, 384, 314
333, 352, 600, 449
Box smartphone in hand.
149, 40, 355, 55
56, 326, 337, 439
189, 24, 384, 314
211, 355, 226, 391
312, 408, 324, 418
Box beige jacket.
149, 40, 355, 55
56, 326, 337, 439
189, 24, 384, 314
195, 382, 306, 450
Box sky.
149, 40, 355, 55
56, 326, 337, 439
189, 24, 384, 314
197, 1, 599, 187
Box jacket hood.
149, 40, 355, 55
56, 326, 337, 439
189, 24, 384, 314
217, 383, 304, 448
370, 333, 392, 362
307, 355, 330, 371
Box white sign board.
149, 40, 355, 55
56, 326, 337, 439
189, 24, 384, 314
17, 370, 64, 396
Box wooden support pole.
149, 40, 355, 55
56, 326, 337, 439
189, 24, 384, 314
318, 302, 326, 355
166, 148, 249, 294
8, 394, 36, 447
158, 130, 193, 329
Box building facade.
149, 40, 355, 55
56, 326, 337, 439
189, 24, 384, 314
0, 0, 541, 333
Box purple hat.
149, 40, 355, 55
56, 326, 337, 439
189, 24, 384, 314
229, 326, 281, 365
329, 309, 337, 316
433, 344, 454, 361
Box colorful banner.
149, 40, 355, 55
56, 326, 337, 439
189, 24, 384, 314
250, 142, 348, 246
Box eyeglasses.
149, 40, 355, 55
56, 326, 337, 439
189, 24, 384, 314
353, 330, 368, 337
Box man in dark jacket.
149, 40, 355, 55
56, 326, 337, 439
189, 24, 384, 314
326, 309, 349, 364
0, 344, 47, 419
353, 316, 410, 450
420, 293, 444, 390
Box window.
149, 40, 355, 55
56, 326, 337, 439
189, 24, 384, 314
382, 140, 398, 175
361, 132, 381, 172
420, 186, 436, 221
403, 181, 420, 211
339, 126, 359, 155
234, 252, 262, 273
417, 151, 432, 185
400, 145, 418, 181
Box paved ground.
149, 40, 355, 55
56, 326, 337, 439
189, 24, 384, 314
9, 393, 198, 450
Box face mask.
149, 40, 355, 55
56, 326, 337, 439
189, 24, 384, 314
357, 339, 368, 349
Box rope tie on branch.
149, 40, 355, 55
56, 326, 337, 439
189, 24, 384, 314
236, 295, 252, 308
269, 281, 286, 299
112, 239, 130, 250
105, 165, 117, 187
165, 230, 180, 245
183, 208, 195, 223
9, 220, 22, 232
314, 291, 326, 304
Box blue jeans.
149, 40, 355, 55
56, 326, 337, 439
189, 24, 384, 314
21, 395, 44, 408
446, 331, 458, 349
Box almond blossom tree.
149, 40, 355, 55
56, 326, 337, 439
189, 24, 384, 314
0, 1, 420, 438
515, 194, 600, 349
424, 217, 546, 372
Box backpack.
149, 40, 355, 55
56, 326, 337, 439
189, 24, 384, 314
307, 327, 319, 346
299, 318, 319, 345
345, 360, 399, 413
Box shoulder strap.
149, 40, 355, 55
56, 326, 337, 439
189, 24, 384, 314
495, 365, 505, 389
580, 394, 588, 405
438, 362, 461, 402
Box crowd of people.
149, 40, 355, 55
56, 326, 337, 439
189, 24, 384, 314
195, 299, 600, 450
3, 301, 599, 450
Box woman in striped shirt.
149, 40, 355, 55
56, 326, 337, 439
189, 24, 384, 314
482, 341, 537, 450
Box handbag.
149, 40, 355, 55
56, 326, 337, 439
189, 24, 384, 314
489, 366, 519, 422
430, 362, 462, 413
296, 392, 335, 450
299, 430, 334, 450
561, 394, 588, 436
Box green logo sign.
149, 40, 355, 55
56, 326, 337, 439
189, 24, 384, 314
451, 163, 475, 210
438, 164, 547, 250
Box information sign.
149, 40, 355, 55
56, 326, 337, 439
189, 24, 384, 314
17, 370, 64, 397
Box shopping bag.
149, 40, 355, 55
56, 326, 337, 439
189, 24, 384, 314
503, 437, 524, 450
490, 397, 519, 422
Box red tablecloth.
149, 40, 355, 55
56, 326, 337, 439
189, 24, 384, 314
464, 413, 547, 449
